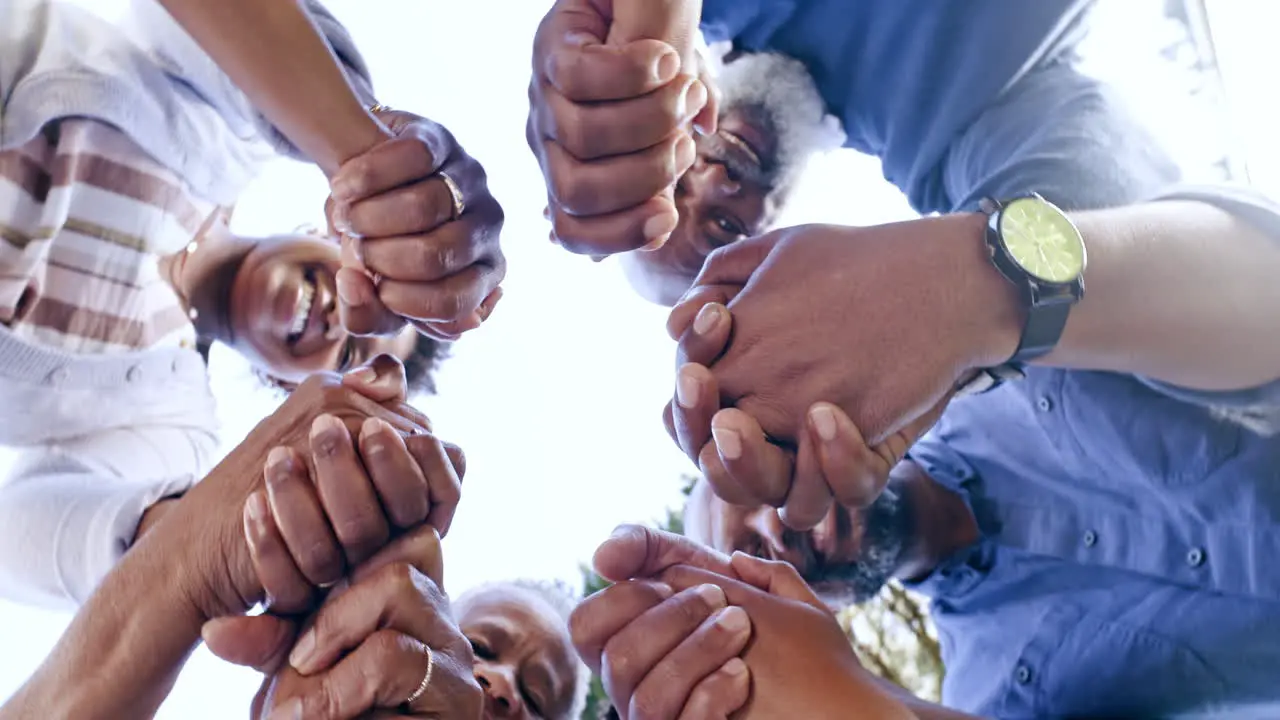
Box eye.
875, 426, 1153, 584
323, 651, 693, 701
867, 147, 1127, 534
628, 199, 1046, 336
336, 339, 355, 373
469, 639, 494, 661
707, 213, 747, 248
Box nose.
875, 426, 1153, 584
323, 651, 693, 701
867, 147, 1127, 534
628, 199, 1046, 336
475, 662, 523, 718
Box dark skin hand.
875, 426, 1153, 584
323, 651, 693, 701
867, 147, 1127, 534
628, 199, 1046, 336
528, 0, 717, 256
664, 218, 1020, 530
329, 109, 506, 342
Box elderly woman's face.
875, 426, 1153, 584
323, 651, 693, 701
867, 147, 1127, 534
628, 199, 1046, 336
453, 587, 579, 720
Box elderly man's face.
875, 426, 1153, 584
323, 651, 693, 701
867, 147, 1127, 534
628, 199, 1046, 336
683, 478, 912, 604
620, 51, 837, 306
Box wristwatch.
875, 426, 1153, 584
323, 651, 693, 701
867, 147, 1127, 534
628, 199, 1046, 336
956, 194, 1086, 396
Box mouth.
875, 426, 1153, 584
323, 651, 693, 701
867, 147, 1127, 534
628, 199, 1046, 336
286, 268, 318, 346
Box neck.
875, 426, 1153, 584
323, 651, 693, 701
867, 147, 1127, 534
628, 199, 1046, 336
160, 224, 252, 345
893, 461, 980, 583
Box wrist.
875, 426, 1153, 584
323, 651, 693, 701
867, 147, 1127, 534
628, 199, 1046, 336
949, 212, 1024, 369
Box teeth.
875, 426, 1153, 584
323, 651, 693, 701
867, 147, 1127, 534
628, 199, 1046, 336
289, 280, 314, 337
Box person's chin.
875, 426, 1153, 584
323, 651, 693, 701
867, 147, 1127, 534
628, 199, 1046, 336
618, 252, 693, 307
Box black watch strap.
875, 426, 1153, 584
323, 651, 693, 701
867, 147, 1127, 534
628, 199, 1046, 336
1012, 297, 1072, 362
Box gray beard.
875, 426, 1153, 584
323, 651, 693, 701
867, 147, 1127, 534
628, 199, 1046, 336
808, 488, 912, 606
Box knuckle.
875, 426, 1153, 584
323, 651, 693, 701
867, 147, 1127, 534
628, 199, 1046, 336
378, 561, 421, 596
302, 540, 344, 581
332, 512, 387, 550
629, 686, 674, 720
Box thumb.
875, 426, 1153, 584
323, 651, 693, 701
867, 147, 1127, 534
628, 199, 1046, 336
728, 552, 826, 610
336, 267, 404, 338
341, 354, 409, 404
690, 232, 781, 293
202, 615, 297, 673
592, 525, 734, 583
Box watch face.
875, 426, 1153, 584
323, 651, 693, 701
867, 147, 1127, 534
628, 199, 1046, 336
999, 197, 1086, 283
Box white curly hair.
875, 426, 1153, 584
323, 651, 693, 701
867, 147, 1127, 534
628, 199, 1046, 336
454, 579, 590, 720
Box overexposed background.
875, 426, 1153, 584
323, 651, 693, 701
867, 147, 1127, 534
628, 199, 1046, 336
1, 0, 1277, 716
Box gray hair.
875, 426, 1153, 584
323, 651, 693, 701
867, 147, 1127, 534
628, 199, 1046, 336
455, 579, 590, 720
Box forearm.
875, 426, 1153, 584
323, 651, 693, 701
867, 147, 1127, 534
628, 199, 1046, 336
0, 536, 205, 720
156, 0, 385, 176
1042, 198, 1280, 392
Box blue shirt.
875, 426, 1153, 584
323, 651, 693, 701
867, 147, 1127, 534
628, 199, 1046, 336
699, 0, 1092, 213
699, 2, 1280, 715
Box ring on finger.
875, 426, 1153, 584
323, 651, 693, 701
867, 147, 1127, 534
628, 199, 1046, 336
438, 172, 465, 220
370, 271, 384, 287
403, 642, 435, 708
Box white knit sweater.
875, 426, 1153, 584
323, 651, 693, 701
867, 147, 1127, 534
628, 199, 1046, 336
0, 0, 371, 609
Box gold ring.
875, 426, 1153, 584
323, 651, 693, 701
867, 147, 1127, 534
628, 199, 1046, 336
368, 103, 392, 115
438, 172, 465, 220
403, 643, 435, 707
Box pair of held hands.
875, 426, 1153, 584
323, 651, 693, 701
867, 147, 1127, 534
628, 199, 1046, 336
140, 356, 483, 719
527, 0, 1029, 529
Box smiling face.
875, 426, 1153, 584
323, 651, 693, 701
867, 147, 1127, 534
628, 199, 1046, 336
224, 235, 418, 385
620, 51, 845, 305
684, 478, 912, 605
454, 585, 582, 720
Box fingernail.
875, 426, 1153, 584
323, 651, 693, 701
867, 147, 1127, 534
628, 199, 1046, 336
609, 524, 635, 541
696, 583, 727, 608
266, 447, 293, 474
311, 413, 344, 440
360, 417, 388, 454
245, 491, 267, 527
683, 80, 708, 119
331, 203, 351, 234
652, 582, 674, 600
642, 212, 677, 246
335, 272, 368, 307
345, 365, 377, 385
267, 697, 302, 720
542, 206, 552, 221
693, 304, 721, 336
674, 133, 697, 172
811, 405, 838, 442
722, 657, 748, 678
289, 630, 317, 672
712, 425, 742, 460
591, 254, 607, 263
717, 606, 750, 634
654, 50, 680, 83
676, 366, 700, 409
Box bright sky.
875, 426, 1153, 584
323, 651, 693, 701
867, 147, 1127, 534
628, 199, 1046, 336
0, 1, 1276, 717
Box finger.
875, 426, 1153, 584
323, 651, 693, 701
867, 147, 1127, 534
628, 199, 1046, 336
416, 284, 503, 339
341, 354, 411, 404
689, 58, 721, 137
538, 75, 706, 160
674, 303, 732, 368
340, 179, 458, 241
728, 552, 825, 608
706, 409, 794, 507
629, 605, 752, 720
543, 132, 694, 217
375, 254, 504, 327
806, 403, 888, 510
310, 414, 390, 567
337, 267, 405, 337
672, 363, 718, 463
675, 658, 750, 720
264, 446, 345, 587
350, 524, 445, 591
359, 212, 498, 284
289, 562, 448, 677
600, 584, 728, 718
592, 525, 734, 584
778, 417, 834, 532
663, 401, 679, 447
404, 432, 463, 537
245, 490, 313, 614
442, 442, 467, 481
569, 580, 674, 675
288, 630, 434, 720
541, 31, 680, 102
690, 233, 780, 289
549, 194, 678, 257
666, 286, 739, 341
356, 418, 428, 529
330, 131, 450, 205
202, 615, 297, 673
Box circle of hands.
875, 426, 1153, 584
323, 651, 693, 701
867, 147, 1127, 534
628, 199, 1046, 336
166, 1, 1016, 718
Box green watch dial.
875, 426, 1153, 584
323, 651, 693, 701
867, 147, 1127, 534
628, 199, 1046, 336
999, 197, 1086, 284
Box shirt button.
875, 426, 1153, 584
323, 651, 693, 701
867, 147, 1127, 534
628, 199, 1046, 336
1036, 396, 1054, 412
1186, 547, 1207, 568
1083, 530, 1098, 547
1015, 665, 1034, 685
45, 367, 70, 385
126, 366, 143, 383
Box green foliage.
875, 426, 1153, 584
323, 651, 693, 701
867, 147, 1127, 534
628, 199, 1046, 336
578, 475, 943, 718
